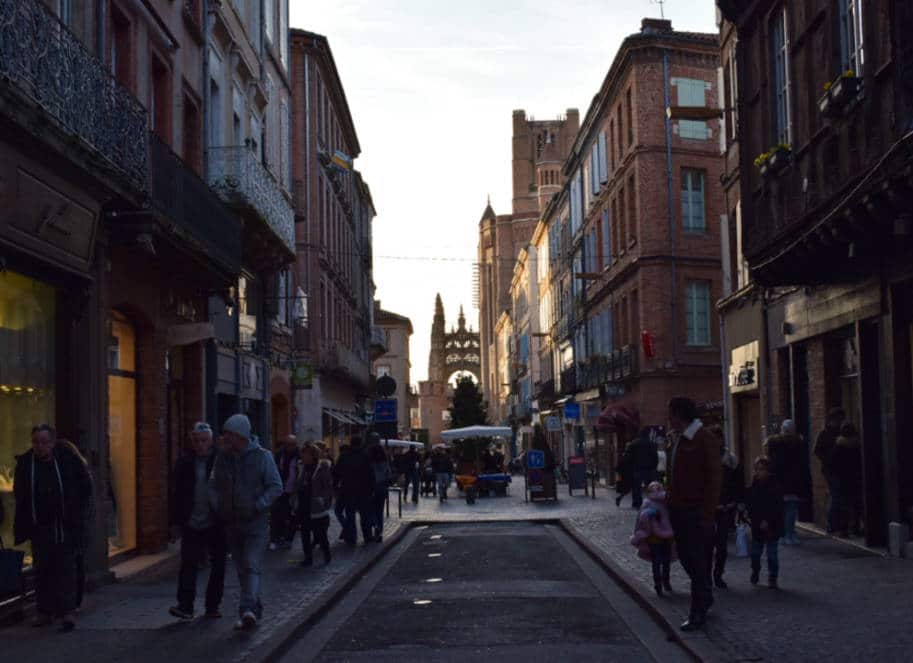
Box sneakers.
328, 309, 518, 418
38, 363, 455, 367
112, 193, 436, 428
169, 605, 194, 621
750, 569, 760, 585
234, 611, 258, 630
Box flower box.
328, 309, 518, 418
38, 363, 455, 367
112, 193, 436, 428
819, 75, 862, 119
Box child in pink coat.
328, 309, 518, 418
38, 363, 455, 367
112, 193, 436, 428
630, 481, 676, 595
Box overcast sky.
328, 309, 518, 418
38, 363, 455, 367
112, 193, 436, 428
290, 1, 718, 385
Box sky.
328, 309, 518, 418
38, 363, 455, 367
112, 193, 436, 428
290, 0, 718, 385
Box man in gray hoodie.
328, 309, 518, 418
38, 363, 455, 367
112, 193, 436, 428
209, 414, 282, 630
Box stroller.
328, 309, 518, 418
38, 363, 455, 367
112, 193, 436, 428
421, 460, 437, 497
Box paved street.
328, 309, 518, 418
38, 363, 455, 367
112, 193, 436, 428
279, 521, 689, 662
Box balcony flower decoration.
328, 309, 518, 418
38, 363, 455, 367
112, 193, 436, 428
754, 143, 791, 178
818, 69, 862, 118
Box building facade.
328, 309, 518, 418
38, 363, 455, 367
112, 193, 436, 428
373, 303, 414, 436
719, 0, 913, 547
290, 30, 376, 453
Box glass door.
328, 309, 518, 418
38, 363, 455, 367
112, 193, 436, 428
108, 312, 137, 555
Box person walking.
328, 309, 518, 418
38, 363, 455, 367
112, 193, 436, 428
813, 407, 845, 533
706, 427, 743, 589
630, 481, 676, 596
14, 425, 93, 632
623, 427, 659, 508
332, 445, 350, 536
666, 398, 721, 632
832, 422, 864, 538
56, 439, 95, 613
368, 444, 393, 541
766, 419, 811, 545
295, 443, 333, 566
270, 435, 299, 551
168, 422, 226, 621
432, 448, 455, 502
403, 446, 421, 503
333, 437, 374, 544
746, 456, 783, 589
208, 414, 282, 631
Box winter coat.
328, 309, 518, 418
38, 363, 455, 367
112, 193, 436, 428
13, 445, 93, 549
813, 426, 840, 473
333, 448, 374, 500
372, 459, 393, 488
717, 454, 745, 509
624, 435, 659, 475
169, 450, 218, 528
668, 423, 723, 526
208, 438, 283, 529
274, 450, 298, 495
766, 433, 811, 498
630, 496, 677, 562
746, 477, 784, 543
295, 459, 334, 519
431, 455, 455, 474
833, 434, 862, 496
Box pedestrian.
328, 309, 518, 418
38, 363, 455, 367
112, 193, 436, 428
269, 435, 299, 551
294, 443, 333, 566
630, 481, 676, 596
403, 446, 421, 503
333, 444, 350, 536
813, 407, 845, 533
432, 448, 455, 502
168, 422, 226, 621
208, 414, 282, 630
13, 425, 93, 632
622, 427, 659, 508
666, 397, 721, 632
368, 444, 393, 541
832, 422, 864, 538
55, 440, 95, 613
766, 419, 811, 545
746, 456, 783, 589
333, 436, 375, 544
706, 427, 744, 589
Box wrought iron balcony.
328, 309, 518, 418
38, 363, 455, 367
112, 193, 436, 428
560, 366, 577, 395
370, 327, 388, 357
149, 133, 240, 278
0, 0, 148, 188
576, 345, 639, 390
207, 145, 295, 255
319, 342, 370, 391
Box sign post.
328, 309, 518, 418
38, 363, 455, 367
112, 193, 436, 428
567, 455, 587, 496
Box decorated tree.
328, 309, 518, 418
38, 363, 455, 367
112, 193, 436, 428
448, 376, 488, 429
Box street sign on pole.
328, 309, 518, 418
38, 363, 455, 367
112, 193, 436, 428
564, 402, 580, 420
374, 398, 397, 423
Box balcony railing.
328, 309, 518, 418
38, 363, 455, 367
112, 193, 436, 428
576, 345, 639, 390
150, 133, 240, 276
207, 145, 295, 254
560, 366, 577, 395
370, 327, 388, 355
0, 0, 148, 188
319, 343, 369, 390
536, 378, 555, 400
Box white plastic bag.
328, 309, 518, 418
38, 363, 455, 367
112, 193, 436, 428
735, 523, 750, 558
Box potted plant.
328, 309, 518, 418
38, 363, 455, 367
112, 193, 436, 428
754, 144, 791, 178
818, 70, 863, 118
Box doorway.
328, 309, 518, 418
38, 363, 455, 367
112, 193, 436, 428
858, 319, 886, 546
271, 393, 289, 449
107, 311, 137, 555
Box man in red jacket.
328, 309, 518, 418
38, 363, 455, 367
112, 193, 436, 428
667, 397, 722, 631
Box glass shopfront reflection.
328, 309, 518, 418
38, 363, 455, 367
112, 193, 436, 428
107, 311, 137, 555
0, 271, 56, 567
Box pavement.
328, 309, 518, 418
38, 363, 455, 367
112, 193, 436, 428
3, 478, 912, 662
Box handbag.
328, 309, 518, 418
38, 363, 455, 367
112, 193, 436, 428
0, 536, 25, 599
735, 523, 751, 558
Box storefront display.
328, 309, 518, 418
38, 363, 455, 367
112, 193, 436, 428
107, 312, 137, 555
0, 271, 56, 566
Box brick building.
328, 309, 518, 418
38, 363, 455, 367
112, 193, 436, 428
478, 109, 579, 416
290, 30, 377, 453
373, 303, 414, 436
538, 19, 724, 473
719, 0, 913, 547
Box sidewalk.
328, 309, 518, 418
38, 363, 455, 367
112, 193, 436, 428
0, 516, 404, 663
565, 505, 913, 663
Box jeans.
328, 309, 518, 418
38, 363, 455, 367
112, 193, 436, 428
225, 521, 269, 618
708, 509, 733, 579
372, 486, 388, 535
670, 508, 713, 617
649, 541, 672, 586
436, 473, 451, 500
177, 525, 227, 612
299, 514, 330, 563
407, 470, 421, 502
783, 500, 799, 541
341, 496, 373, 544
751, 541, 780, 579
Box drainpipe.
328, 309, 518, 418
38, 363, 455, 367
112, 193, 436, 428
663, 50, 679, 368
719, 215, 732, 448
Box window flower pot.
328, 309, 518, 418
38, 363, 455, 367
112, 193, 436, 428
819, 75, 862, 119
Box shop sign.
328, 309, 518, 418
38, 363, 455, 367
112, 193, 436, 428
291, 362, 313, 390
545, 415, 562, 432
730, 341, 760, 393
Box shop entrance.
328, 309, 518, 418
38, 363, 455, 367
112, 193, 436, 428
108, 311, 137, 556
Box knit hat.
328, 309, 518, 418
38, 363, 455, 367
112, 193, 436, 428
192, 421, 213, 434
222, 414, 251, 440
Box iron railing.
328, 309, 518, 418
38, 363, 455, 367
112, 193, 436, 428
207, 145, 295, 253
149, 133, 241, 275
319, 343, 369, 390
576, 345, 639, 390
560, 366, 577, 395
0, 0, 148, 188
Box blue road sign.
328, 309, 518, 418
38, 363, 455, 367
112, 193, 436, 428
374, 399, 397, 423
526, 449, 545, 469
564, 402, 580, 420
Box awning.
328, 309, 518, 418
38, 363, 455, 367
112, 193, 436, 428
440, 425, 513, 441
575, 388, 601, 402
323, 408, 348, 424
553, 396, 573, 406
596, 402, 641, 433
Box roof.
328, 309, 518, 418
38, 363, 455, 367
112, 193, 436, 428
375, 307, 414, 335
480, 200, 497, 224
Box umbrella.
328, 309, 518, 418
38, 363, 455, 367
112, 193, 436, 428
440, 425, 513, 441
596, 403, 640, 433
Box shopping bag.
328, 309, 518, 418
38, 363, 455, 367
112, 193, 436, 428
0, 537, 25, 599
735, 523, 750, 558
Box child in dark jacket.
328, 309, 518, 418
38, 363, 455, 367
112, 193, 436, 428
746, 456, 783, 588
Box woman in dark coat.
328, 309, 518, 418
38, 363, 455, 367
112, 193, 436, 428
295, 444, 334, 566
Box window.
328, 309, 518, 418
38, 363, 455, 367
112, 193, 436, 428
839, 0, 864, 75
601, 207, 611, 267
150, 55, 171, 142
686, 281, 711, 346
110, 5, 134, 92
609, 119, 616, 171
377, 365, 392, 378
771, 7, 791, 145
264, 0, 274, 43
723, 42, 738, 144
249, 114, 261, 159
675, 77, 709, 140
182, 92, 201, 174
597, 131, 608, 183
627, 175, 636, 244
617, 108, 624, 157
626, 88, 634, 146
681, 169, 706, 232
209, 78, 221, 147
618, 185, 626, 251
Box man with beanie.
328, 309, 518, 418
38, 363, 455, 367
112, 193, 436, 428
208, 414, 282, 630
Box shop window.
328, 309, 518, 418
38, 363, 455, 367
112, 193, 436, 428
108, 311, 137, 555
239, 275, 259, 352
0, 271, 57, 566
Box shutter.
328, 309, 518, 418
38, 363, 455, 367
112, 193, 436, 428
598, 131, 608, 183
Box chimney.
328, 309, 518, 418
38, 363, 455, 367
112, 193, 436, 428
641, 18, 673, 34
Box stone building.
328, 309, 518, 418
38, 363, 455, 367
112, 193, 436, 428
719, 0, 913, 546
373, 303, 414, 436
